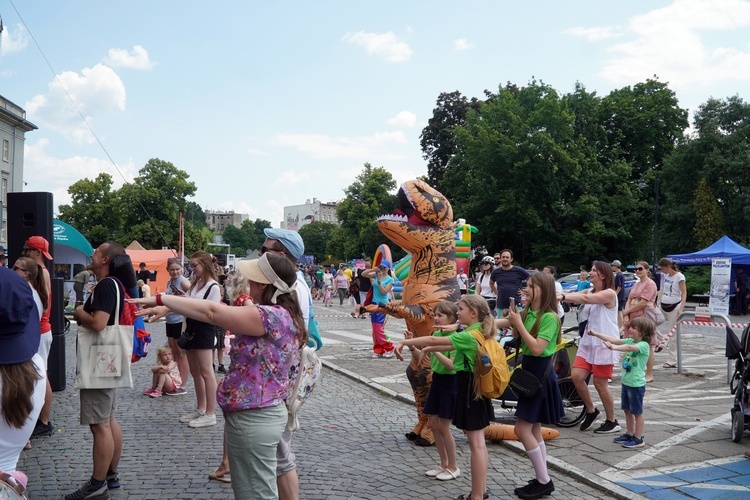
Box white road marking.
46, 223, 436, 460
600, 413, 730, 475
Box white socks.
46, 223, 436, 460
538, 440, 547, 463
527, 447, 550, 484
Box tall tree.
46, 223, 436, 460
420, 91, 482, 192
58, 173, 120, 247
692, 178, 724, 247
117, 158, 197, 249
299, 221, 337, 263
661, 95, 750, 251
332, 164, 397, 260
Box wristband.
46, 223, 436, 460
561, 294, 566, 301
155, 293, 163, 306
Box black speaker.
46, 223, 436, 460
7, 192, 54, 270
49, 277, 67, 392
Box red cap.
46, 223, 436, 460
25, 236, 53, 260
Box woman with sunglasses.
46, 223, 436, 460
475, 256, 497, 316
623, 261, 658, 382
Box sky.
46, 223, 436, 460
2, 0, 750, 228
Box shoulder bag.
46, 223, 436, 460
644, 305, 666, 326
508, 355, 552, 399
74, 278, 134, 390
177, 282, 218, 350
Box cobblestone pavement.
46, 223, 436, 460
17, 317, 615, 499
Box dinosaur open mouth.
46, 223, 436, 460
377, 202, 431, 226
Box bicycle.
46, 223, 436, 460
494, 326, 588, 428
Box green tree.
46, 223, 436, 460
661, 95, 750, 251
117, 158, 197, 249
58, 173, 120, 247
420, 90, 483, 192
692, 178, 724, 247
299, 221, 337, 263
222, 225, 250, 255
252, 219, 272, 249
332, 164, 397, 260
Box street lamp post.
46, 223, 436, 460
652, 178, 660, 265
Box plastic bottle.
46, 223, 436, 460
480, 354, 492, 375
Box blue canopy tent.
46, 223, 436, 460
667, 236, 750, 266
668, 236, 750, 314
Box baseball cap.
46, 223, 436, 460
263, 228, 304, 260
25, 236, 53, 260
0, 245, 5, 255
611, 260, 622, 268
0, 267, 42, 364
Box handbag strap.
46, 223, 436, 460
201, 282, 218, 300
89, 277, 122, 327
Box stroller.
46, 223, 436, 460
726, 324, 750, 442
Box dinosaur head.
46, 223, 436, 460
377, 180, 454, 253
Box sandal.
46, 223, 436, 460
663, 363, 676, 369
208, 469, 231, 483
454, 493, 489, 500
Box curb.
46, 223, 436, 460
321, 359, 642, 500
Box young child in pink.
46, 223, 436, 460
324, 286, 333, 307
144, 346, 182, 397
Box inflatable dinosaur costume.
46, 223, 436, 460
366, 180, 460, 445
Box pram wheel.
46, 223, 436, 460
556, 380, 585, 428
731, 406, 744, 443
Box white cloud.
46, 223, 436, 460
564, 26, 622, 42
342, 31, 413, 62
102, 45, 156, 70
0, 23, 28, 56
271, 171, 311, 188
387, 110, 417, 128
25, 64, 126, 144
24, 139, 137, 210
274, 131, 407, 159
581, 0, 750, 87
453, 38, 475, 51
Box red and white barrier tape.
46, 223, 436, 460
657, 320, 747, 347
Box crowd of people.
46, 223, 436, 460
1, 227, 731, 500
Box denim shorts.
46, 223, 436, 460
621, 384, 646, 415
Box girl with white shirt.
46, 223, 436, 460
657, 258, 687, 368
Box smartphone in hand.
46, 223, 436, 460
509, 297, 517, 312
170, 284, 184, 296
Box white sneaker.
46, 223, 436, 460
179, 410, 204, 423
382, 351, 395, 358
188, 413, 217, 428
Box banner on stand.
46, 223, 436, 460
710, 257, 731, 317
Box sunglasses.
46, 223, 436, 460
189, 262, 200, 268
259, 245, 282, 255
13, 265, 27, 272
635, 267, 646, 271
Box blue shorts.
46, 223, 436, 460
621, 384, 646, 415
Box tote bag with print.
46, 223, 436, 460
74, 278, 134, 390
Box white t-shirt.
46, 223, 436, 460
661, 272, 686, 305
0, 354, 46, 472
457, 273, 468, 290
188, 280, 222, 302
296, 270, 311, 324
554, 281, 565, 318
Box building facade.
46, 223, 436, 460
0, 95, 38, 250
205, 210, 248, 233
282, 198, 338, 230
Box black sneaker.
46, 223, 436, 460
30, 420, 54, 438
517, 478, 554, 499
217, 364, 227, 374
64, 479, 110, 500
106, 470, 120, 489
579, 408, 600, 431
514, 479, 538, 494
594, 419, 622, 434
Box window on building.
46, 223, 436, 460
2, 139, 9, 162
1, 176, 6, 205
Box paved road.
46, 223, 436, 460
314, 302, 750, 499
18, 310, 613, 499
